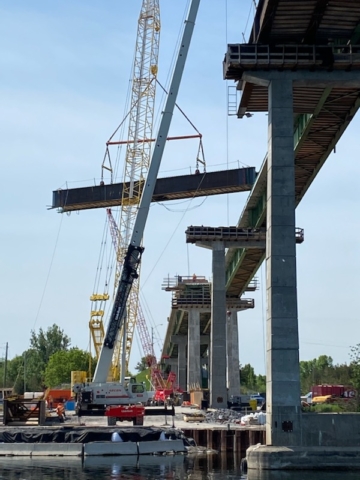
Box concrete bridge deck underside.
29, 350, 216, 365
162, 0, 360, 365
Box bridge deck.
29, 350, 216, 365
161, 0, 360, 360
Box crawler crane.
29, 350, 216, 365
73, 0, 201, 417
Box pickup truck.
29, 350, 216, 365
301, 392, 312, 404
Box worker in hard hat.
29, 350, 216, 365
56, 402, 66, 422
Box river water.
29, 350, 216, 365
0, 454, 359, 480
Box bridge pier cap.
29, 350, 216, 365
221, 1, 360, 459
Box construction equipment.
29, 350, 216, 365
107, 207, 181, 400
105, 403, 175, 426
105, 404, 145, 426
3, 397, 47, 426
106, 208, 154, 379
88, 0, 160, 382
73, 0, 201, 417
152, 371, 182, 406
311, 385, 356, 405
105, 0, 160, 380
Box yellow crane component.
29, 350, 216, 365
89, 0, 160, 381
89, 293, 109, 359
111, 0, 160, 379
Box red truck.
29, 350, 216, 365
105, 404, 175, 426
311, 385, 356, 404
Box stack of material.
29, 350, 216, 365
241, 412, 266, 426
183, 410, 206, 423
204, 409, 243, 424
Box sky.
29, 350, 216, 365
1, 0, 359, 376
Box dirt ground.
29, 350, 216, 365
63, 406, 208, 429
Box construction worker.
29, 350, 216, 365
56, 402, 66, 422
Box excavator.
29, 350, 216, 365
72, 0, 201, 421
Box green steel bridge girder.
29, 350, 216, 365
351, 25, 360, 45
165, 309, 184, 357
225, 87, 333, 290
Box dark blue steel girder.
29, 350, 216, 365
51, 167, 256, 212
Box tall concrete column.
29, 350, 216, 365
171, 335, 187, 392
165, 358, 178, 371
178, 342, 187, 393
266, 78, 301, 446
226, 310, 240, 397
210, 241, 228, 408
187, 309, 201, 391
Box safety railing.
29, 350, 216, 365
186, 226, 304, 244
171, 293, 255, 310
224, 44, 360, 79
172, 289, 211, 309
226, 298, 255, 309
162, 275, 208, 290
245, 278, 259, 291
186, 226, 267, 243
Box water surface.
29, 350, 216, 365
0, 454, 359, 480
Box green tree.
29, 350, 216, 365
299, 355, 354, 394
350, 344, 360, 392
3, 355, 24, 393
240, 364, 257, 391
135, 356, 154, 372
300, 355, 334, 393
255, 374, 266, 393
23, 349, 44, 392
3, 350, 44, 394
44, 348, 94, 387
30, 324, 71, 368
25, 324, 71, 387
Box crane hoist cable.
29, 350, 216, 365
89, 214, 114, 363
104, 80, 207, 177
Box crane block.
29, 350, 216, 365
90, 311, 105, 318
90, 294, 110, 301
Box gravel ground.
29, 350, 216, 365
64, 406, 265, 431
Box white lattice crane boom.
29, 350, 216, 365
89, 1, 160, 380
114, 0, 160, 376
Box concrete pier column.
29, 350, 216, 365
266, 78, 301, 445
226, 310, 240, 397
210, 241, 227, 408
187, 309, 201, 390
178, 342, 187, 393
171, 335, 187, 392
165, 358, 178, 371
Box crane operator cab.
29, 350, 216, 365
124, 376, 146, 395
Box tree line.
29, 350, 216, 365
240, 351, 360, 395
0, 324, 95, 393
2, 324, 360, 396
136, 352, 360, 395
